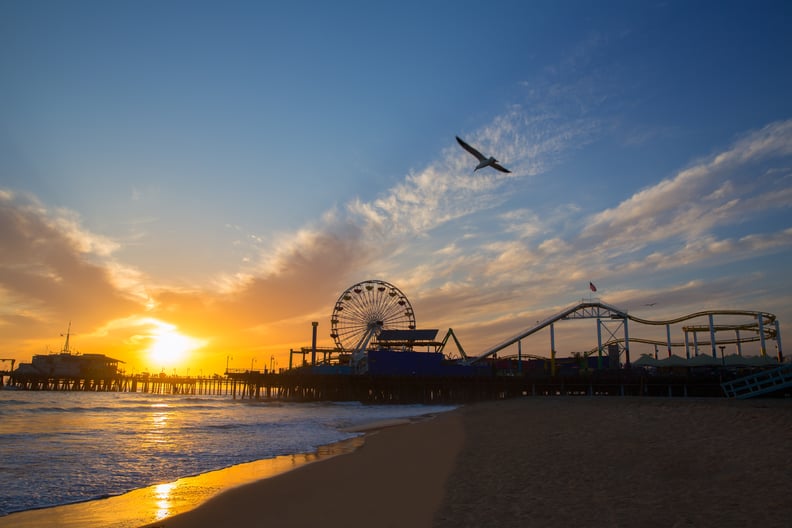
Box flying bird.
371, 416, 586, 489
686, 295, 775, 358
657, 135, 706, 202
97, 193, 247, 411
456, 136, 511, 173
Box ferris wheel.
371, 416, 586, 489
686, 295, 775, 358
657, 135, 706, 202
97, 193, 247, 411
330, 279, 416, 352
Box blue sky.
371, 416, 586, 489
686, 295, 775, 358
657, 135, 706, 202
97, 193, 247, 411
2, 0, 791, 372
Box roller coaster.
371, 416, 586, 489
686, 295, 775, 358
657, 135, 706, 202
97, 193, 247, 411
468, 299, 782, 367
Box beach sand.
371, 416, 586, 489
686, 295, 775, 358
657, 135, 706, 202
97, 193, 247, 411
146, 412, 464, 528
147, 397, 792, 528
435, 397, 792, 527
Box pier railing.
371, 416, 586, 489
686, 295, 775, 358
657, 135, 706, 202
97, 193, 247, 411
2, 369, 741, 402
5, 373, 236, 395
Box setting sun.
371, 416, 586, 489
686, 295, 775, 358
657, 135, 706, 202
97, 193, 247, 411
145, 325, 205, 368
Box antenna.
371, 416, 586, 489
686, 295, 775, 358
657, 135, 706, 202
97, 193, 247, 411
61, 321, 72, 353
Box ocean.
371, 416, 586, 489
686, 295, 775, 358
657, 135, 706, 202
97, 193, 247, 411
0, 390, 454, 524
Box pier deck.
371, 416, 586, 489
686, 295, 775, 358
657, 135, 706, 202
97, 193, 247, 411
1, 369, 754, 402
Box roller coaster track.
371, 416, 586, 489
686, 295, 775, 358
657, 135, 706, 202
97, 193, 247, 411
469, 300, 779, 364
625, 309, 775, 328
580, 335, 768, 357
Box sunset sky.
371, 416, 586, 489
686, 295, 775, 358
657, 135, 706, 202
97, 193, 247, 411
2, 1, 791, 375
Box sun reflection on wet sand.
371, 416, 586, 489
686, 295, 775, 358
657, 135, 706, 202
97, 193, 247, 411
154, 482, 176, 520
0, 436, 365, 528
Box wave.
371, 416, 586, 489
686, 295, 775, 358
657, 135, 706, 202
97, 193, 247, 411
0, 398, 33, 406
2, 403, 223, 416
0, 392, 454, 517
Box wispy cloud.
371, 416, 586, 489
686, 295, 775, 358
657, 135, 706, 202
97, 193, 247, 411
581, 119, 792, 253
0, 191, 144, 350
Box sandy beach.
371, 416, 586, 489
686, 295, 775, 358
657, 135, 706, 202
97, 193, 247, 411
146, 396, 792, 528
147, 411, 464, 528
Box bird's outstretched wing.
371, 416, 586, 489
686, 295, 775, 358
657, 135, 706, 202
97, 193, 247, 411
456, 136, 485, 161
491, 162, 511, 173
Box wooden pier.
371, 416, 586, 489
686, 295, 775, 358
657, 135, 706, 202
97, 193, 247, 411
5, 373, 250, 397
2, 368, 740, 402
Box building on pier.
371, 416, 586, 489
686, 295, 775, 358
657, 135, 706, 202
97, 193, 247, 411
13, 324, 123, 379
14, 352, 123, 379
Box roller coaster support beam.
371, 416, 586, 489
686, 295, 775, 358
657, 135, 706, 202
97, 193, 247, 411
550, 323, 556, 376
759, 314, 767, 357
624, 316, 631, 368
666, 324, 672, 358
709, 314, 717, 358
736, 329, 742, 356
518, 340, 522, 374
597, 318, 603, 370
775, 320, 783, 362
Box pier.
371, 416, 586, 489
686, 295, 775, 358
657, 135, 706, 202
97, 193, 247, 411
6, 372, 241, 397
3, 368, 740, 402
2, 298, 787, 401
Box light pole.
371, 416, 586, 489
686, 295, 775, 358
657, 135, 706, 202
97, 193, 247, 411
311, 321, 318, 366
226, 355, 233, 374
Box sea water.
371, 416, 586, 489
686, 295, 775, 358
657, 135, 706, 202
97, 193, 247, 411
0, 390, 454, 517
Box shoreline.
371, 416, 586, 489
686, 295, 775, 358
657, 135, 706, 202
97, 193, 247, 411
0, 411, 450, 528
146, 408, 464, 528
0, 436, 365, 528
0, 437, 364, 528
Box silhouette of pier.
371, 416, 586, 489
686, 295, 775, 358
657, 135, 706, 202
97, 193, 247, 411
3, 367, 740, 402
2, 300, 787, 401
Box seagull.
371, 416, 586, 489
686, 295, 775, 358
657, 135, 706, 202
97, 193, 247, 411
456, 136, 511, 173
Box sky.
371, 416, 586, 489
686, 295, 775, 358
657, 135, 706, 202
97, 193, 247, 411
2, 0, 791, 375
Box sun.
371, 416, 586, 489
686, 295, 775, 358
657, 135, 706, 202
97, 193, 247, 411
146, 328, 203, 368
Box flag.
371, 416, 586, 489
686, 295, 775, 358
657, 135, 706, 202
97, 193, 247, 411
589, 282, 597, 292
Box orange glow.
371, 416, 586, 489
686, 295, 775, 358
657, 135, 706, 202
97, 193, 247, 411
144, 322, 207, 369
5, 313, 334, 377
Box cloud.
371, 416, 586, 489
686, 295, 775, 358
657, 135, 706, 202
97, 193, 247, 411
582, 119, 792, 248
0, 191, 144, 350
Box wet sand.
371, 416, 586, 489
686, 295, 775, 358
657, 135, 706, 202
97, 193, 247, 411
146, 411, 463, 527
0, 439, 364, 528
148, 397, 792, 528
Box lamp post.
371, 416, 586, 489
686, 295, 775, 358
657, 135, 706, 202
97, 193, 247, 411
311, 322, 318, 366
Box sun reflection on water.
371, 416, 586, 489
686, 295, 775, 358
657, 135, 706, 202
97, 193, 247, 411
151, 412, 169, 427
146, 402, 172, 446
